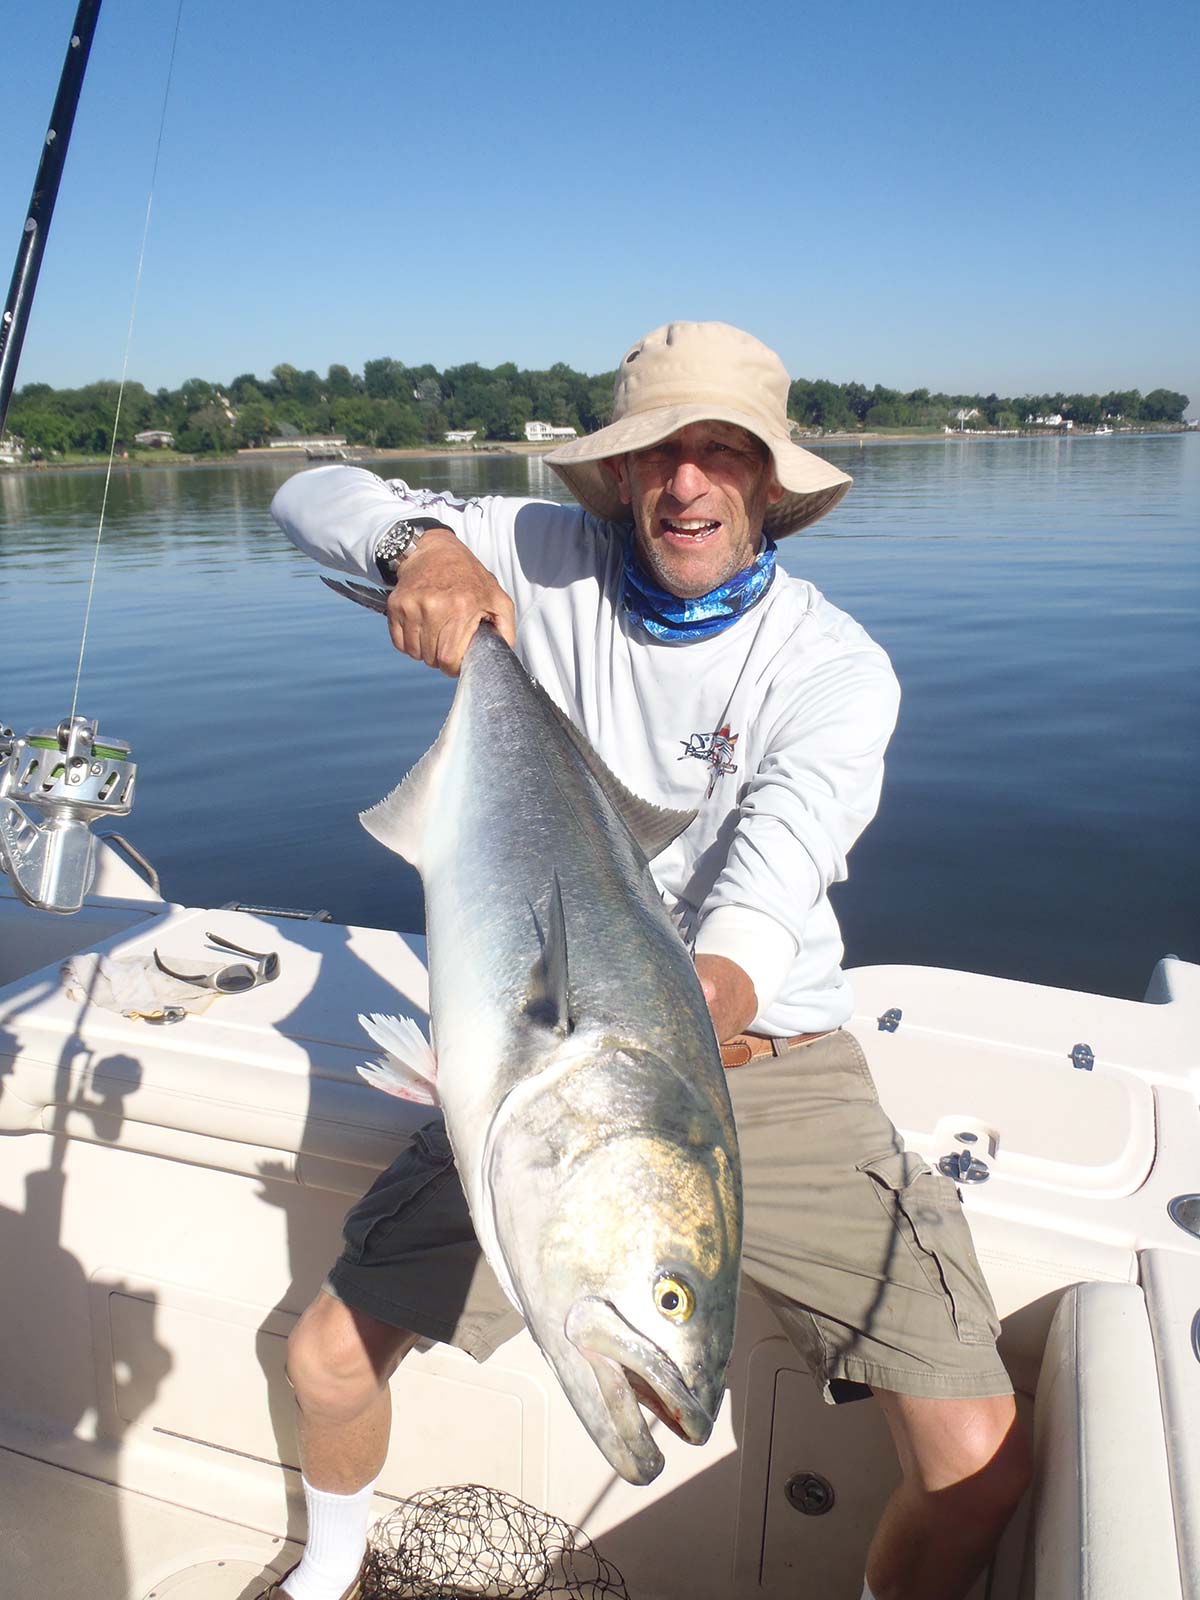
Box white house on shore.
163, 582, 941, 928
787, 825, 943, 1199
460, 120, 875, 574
268, 435, 348, 458
524, 420, 578, 443
134, 429, 175, 448
0, 434, 24, 464
444, 430, 477, 444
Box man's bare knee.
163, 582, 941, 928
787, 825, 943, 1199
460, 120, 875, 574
878, 1390, 1030, 1508
961, 1402, 1032, 1520
287, 1292, 417, 1422
868, 1393, 1031, 1600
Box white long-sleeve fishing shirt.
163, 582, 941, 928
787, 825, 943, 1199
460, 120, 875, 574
271, 465, 901, 1035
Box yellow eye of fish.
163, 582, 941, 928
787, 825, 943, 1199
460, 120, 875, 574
654, 1276, 694, 1323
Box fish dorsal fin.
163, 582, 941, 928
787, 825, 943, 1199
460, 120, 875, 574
358, 713, 454, 870
526, 870, 571, 1035
530, 678, 696, 860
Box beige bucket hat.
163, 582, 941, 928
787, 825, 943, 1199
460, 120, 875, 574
545, 321, 852, 538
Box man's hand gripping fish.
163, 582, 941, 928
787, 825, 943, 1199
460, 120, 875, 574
357, 622, 743, 1485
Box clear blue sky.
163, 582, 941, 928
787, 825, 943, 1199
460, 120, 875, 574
3, 0, 1197, 409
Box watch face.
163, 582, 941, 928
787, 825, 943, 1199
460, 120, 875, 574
380, 522, 413, 554
376, 519, 424, 581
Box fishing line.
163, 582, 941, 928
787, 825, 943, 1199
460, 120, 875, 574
68, 0, 186, 725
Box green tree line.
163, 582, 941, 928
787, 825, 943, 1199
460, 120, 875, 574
4, 360, 1190, 458
787, 380, 1189, 432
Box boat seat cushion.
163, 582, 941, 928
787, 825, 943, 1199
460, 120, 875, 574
1022, 1280, 1181, 1598
1140, 1249, 1200, 1595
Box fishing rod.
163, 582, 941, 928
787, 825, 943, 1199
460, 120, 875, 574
0, 0, 141, 915
0, 0, 103, 437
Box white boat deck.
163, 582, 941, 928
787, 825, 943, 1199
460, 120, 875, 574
0, 1445, 300, 1599
1, 845, 1197, 1598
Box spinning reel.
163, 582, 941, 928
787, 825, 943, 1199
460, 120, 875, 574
0, 715, 136, 913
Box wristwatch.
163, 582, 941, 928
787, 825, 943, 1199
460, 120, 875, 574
374, 517, 443, 582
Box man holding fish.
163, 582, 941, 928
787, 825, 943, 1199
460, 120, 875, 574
270, 321, 1028, 1600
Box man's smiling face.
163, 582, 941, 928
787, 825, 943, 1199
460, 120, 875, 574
606, 421, 784, 599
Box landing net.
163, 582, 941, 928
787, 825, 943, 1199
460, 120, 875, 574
363, 1483, 630, 1599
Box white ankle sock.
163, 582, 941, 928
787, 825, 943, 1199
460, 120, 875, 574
283, 1476, 378, 1600
861, 1583, 878, 1600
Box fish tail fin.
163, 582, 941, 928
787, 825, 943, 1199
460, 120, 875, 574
355, 1012, 440, 1105
320, 575, 391, 615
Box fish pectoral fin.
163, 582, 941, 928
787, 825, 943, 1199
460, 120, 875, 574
524, 870, 571, 1035
355, 1013, 440, 1105
356, 1059, 439, 1106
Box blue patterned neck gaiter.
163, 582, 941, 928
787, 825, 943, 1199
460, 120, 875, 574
621, 533, 778, 643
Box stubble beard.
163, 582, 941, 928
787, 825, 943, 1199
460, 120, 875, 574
634, 512, 763, 600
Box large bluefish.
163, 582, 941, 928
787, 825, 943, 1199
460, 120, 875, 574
360, 623, 743, 1484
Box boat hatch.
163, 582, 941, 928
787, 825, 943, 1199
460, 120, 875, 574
850, 974, 1156, 1201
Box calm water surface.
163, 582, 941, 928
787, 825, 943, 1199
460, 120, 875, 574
1, 434, 1196, 1000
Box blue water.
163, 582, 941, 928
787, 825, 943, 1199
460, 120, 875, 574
1, 434, 1196, 1000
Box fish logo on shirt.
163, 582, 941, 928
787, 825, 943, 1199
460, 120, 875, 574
679, 725, 739, 798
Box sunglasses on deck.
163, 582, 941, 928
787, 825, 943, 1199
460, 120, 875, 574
154, 932, 280, 993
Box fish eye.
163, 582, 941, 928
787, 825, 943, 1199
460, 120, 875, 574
654, 1274, 695, 1323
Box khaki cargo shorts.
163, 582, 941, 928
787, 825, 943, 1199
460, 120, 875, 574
325, 1028, 1012, 1403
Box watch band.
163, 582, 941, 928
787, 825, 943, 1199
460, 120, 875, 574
374, 517, 441, 582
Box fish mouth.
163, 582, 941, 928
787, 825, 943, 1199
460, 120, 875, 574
563, 1295, 719, 1486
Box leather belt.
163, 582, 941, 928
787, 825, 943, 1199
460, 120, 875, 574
720, 1029, 835, 1069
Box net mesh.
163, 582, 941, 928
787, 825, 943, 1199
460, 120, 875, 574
362, 1483, 630, 1600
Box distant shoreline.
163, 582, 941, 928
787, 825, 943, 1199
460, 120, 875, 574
1, 425, 1191, 476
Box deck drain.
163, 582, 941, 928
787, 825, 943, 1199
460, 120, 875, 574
785, 1470, 836, 1515
140, 1559, 278, 1598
